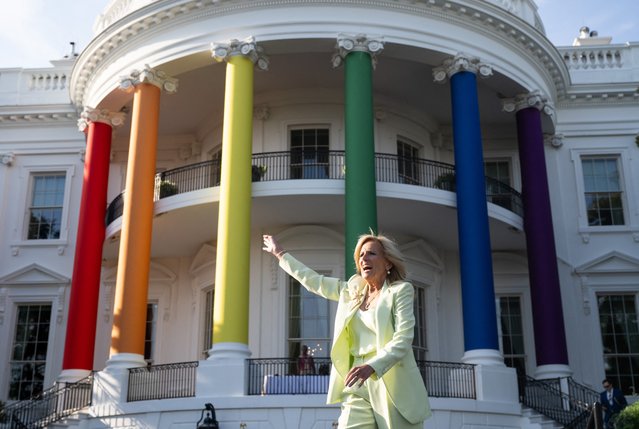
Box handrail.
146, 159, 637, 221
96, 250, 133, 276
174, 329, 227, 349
127, 361, 198, 402
106, 151, 523, 224
247, 357, 476, 399
0, 373, 93, 429
520, 376, 599, 429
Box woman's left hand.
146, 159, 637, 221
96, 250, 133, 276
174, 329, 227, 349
345, 364, 375, 387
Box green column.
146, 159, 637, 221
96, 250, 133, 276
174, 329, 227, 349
344, 50, 377, 275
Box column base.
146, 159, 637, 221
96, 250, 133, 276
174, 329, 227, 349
197, 342, 251, 397
105, 352, 147, 370
461, 349, 505, 366
207, 342, 251, 360
473, 364, 519, 403
58, 369, 92, 383
534, 364, 572, 380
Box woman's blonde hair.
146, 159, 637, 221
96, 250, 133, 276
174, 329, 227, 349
353, 233, 407, 283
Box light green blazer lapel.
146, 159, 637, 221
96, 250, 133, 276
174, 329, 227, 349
374, 281, 393, 341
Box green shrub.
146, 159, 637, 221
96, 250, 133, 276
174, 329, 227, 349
615, 400, 639, 429
159, 180, 178, 198
434, 172, 456, 191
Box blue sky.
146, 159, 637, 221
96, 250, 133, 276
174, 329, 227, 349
0, 0, 637, 69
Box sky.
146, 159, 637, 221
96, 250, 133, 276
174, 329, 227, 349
0, 0, 637, 69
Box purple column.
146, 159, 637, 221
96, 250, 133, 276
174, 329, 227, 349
515, 105, 569, 369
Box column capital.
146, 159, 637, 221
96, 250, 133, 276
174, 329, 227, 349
119, 65, 178, 93
331, 33, 384, 68
502, 90, 554, 117
211, 36, 269, 71
1, 152, 15, 167
433, 53, 493, 83
77, 107, 126, 132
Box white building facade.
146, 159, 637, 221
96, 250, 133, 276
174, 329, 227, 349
0, 0, 638, 428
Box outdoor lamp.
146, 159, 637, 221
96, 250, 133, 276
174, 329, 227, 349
196, 403, 219, 429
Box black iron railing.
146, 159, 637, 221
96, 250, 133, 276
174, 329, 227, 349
247, 358, 476, 399
417, 360, 476, 399
0, 374, 93, 429
519, 376, 599, 429
127, 361, 198, 402
247, 357, 332, 395
105, 151, 523, 225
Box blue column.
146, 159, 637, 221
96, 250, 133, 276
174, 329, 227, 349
449, 70, 499, 355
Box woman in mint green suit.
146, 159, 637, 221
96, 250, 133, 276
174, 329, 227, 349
263, 233, 431, 429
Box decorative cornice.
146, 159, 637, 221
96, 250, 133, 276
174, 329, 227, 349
0, 112, 77, 124
70, 0, 570, 105
502, 90, 555, 118
1, 152, 15, 166
119, 64, 178, 93
211, 37, 269, 71
77, 107, 127, 132
331, 34, 384, 68
432, 53, 493, 83
558, 90, 639, 107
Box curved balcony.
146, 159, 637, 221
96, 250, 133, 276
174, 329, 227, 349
105, 151, 523, 225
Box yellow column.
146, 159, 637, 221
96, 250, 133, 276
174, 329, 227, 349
109, 67, 178, 367
210, 38, 268, 352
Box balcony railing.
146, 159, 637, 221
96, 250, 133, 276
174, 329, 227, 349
127, 361, 198, 402
105, 151, 523, 225
247, 358, 476, 399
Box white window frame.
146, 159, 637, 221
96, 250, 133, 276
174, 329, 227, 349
571, 148, 637, 233
483, 153, 521, 191
0, 285, 65, 401
286, 270, 333, 359
15, 165, 75, 247
144, 301, 159, 364
201, 286, 214, 358
496, 295, 528, 375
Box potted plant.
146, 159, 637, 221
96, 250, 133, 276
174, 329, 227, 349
252, 165, 267, 182
434, 172, 456, 191
159, 180, 178, 198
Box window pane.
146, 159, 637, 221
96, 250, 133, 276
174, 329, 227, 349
413, 285, 427, 361
288, 275, 331, 360
599, 294, 639, 394
202, 289, 214, 356
290, 128, 330, 179
144, 303, 158, 362
582, 157, 624, 226
28, 173, 65, 240
9, 304, 51, 400
499, 296, 526, 375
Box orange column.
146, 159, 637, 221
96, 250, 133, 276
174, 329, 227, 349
108, 67, 177, 368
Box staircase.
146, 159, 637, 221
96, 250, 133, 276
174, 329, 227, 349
521, 406, 564, 429
520, 376, 600, 429
0, 374, 93, 429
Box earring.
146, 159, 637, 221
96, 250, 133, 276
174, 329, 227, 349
386, 269, 391, 275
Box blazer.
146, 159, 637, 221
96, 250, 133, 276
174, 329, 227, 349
600, 387, 627, 418
280, 253, 432, 424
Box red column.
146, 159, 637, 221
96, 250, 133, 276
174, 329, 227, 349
60, 118, 115, 381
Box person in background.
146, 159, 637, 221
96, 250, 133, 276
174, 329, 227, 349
600, 378, 627, 428
298, 345, 316, 375
263, 232, 431, 429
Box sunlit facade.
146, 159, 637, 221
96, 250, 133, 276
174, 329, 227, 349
0, 1, 638, 427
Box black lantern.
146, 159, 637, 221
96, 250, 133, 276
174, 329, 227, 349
196, 403, 219, 429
